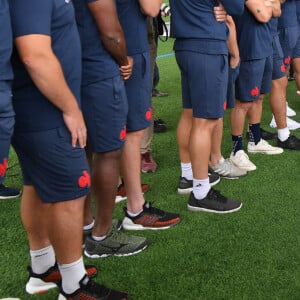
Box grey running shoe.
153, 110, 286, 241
187, 189, 242, 214
177, 172, 220, 195
83, 219, 122, 248
210, 157, 247, 179
84, 225, 148, 258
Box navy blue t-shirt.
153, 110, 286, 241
73, 0, 119, 86
0, 0, 13, 81
10, 0, 82, 132
115, 0, 148, 56
278, 0, 298, 29
170, 0, 244, 55
234, 7, 272, 60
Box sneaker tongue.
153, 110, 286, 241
144, 202, 150, 209
81, 275, 90, 285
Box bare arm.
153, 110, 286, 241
245, 0, 273, 23
87, 0, 128, 67
14, 34, 86, 148
226, 15, 240, 68
139, 0, 162, 17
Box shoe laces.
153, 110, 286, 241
142, 152, 152, 163
143, 202, 165, 217
209, 189, 227, 203
80, 276, 110, 297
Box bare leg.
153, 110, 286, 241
210, 118, 223, 165
270, 76, 288, 129
121, 129, 145, 213
177, 109, 192, 163
92, 149, 122, 236
230, 100, 252, 136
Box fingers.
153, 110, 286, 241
75, 126, 87, 148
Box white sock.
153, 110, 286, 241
59, 257, 86, 294
127, 209, 143, 217
193, 178, 210, 200
278, 127, 290, 142
83, 220, 94, 231
181, 162, 193, 180
30, 245, 56, 274
92, 234, 106, 241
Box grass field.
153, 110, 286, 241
0, 38, 299, 300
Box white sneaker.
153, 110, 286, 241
230, 150, 256, 171
286, 102, 296, 117
269, 115, 300, 130
210, 157, 247, 179
247, 139, 283, 155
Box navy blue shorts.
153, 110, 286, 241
0, 81, 14, 182
279, 26, 299, 67
81, 75, 128, 153
227, 62, 240, 109
12, 126, 90, 203
124, 52, 152, 132
292, 29, 300, 58
175, 51, 228, 118
235, 56, 273, 102
272, 35, 286, 80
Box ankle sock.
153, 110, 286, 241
30, 245, 55, 274
231, 135, 243, 154
181, 162, 193, 180
193, 178, 210, 200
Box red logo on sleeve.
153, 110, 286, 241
78, 170, 91, 188
0, 158, 8, 177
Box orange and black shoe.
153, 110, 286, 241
25, 263, 97, 294
115, 180, 149, 203
122, 201, 181, 230
58, 275, 128, 300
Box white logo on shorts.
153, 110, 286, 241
65, 0, 70, 3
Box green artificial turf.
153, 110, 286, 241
0, 38, 299, 300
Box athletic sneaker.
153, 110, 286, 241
122, 201, 181, 230
0, 184, 21, 199
141, 152, 157, 173
84, 226, 148, 258
286, 102, 296, 117
83, 219, 122, 248
115, 180, 149, 203
58, 274, 128, 300
277, 135, 300, 150
247, 139, 283, 155
270, 115, 300, 130
230, 150, 256, 171
177, 172, 220, 195
187, 189, 242, 214
246, 128, 277, 141
210, 157, 247, 179
25, 263, 97, 294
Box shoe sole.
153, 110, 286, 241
26, 278, 57, 294
141, 169, 156, 173
187, 203, 242, 214
84, 244, 148, 258
0, 194, 21, 200
247, 149, 283, 155
122, 217, 180, 230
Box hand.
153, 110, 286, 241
120, 56, 134, 81
214, 4, 227, 23
230, 56, 240, 69
63, 107, 87, 148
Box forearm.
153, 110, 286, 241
139, 0, 161, 17
246, 0, 273, 23
226, 16, 239, 59
87, 1, 128, 66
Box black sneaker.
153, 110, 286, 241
122, 202, 181, 230
58, 275, 128, 300
154, 118, 167, 133
187, 189, 242, 214
246, 128, 277, 141
277, 135, 300, 150
0, 184, 21, 199
177, 172, 220, 195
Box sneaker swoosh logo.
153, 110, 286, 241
100, 243, 128, 253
